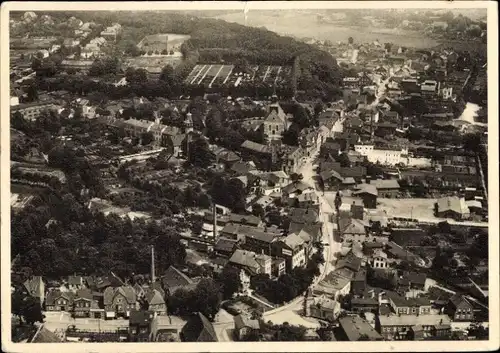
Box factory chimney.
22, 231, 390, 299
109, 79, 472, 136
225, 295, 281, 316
151, 246, 156, 284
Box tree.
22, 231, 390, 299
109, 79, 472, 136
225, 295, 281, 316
217, 266, 240, 300
159, 64, 175, 84
348, 37, 354, 45
141, 131, 154, 145
187, 136, 214, 168
124, 42, 141, 57
290, 173, 303, 184
252, 204, 266, 219
334, 191, 342, 211
12, 287, 44, 325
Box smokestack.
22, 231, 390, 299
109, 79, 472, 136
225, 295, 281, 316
151, 246, 156, 284
213, 204, 218, 241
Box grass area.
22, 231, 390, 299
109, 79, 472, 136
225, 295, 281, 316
377, 198, 437, 220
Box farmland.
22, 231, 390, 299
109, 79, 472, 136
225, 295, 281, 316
184, 64, 292, 87
137, 33, 191, 53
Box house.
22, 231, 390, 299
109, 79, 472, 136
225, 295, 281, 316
162, 134, 186, 157
305, 292, 341, 322
353, 184, 378, 209
228, 249, 272, 276
340, 218, 369, 244
11, 102, 59, 121
145, 289, 167, 315
103, 285, 138, 319
387, 292, 432, 316
45, 290, 75, 312
320, 139, 342, 158
367, 249, 389, 269
214, 237, 239, 258
289, 207, 320, 225
377, 314, 451, 340
67, 276, 85, 291
397, 272, 427, 292
23, 276, 45, 306
436, 196, 470, 221
234, 314, 260, 340
350, 269, 367, 296
181, 312, 218, 342
272, 233, 306, 271
313, 271, 351, 300
73, 288, 102, 318
338, 316, 383, 341
351, 297, 379, 314
282, 146, 307, 175
446, 295, 474, 322
161, 266, 197, 295
129, 310, 155, 342
271, 257, 287, 277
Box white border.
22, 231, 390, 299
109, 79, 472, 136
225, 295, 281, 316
1, 1, 498, 352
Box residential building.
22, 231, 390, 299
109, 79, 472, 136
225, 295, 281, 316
103, 285, 137, 319
354, 144, 409, 166
353, 184, 378, 209
100, 23, 122, 42
228, 249, 272, 276
11, 102, 59, 121
313, 270, 351, 300
367, 249, 389, 269
271, 257, 286, 277
73, 288, 102, 318
234, 314, 260, 340
305, 292, 341, 322
351, 297, 379, 314
23, 276, 45, 306
446, 295, 474, 322
350, 268, 367, 296
272, 233, 307, 271
338, 316, 383, 341
436, 196, 470, 220
340, 218, 369, 244
396, 272, 427, 292
145, 289, 167, 315
281, 145, 307, 175
214, 237, 239, 258
67, 276, 85, 291
181, 312, 218, 342
387, 292, 432, 316
129, 310, 155, 342
45, 290, 74, 312
377, 314, 451, 340
161, 266, 197, 295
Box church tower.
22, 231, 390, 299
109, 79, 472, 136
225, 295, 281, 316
184, 112, 193, 134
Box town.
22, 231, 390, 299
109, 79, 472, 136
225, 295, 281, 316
9, 9, 489, 343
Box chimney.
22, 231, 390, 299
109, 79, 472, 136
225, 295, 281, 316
151, 246, 156, 284
213, 204, 218, 241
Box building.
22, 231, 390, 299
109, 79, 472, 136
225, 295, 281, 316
234, 314, 260, 340
271, 257, 287, 277
100, 23, 122, 41
214, 237, 239, 258
377, 314, 451, 340
228, 249, 272, 276
387, 292, 432, 316
145, 289, 167, 315
338, 316, 383, 341
103, 285, 138, 319
11, 102, 59, 121
313, 271, 351, 300
181, 312, 218, 342
369, 179, 400, 197
340, 218, 369, 244
73, 288, 103, 318
129, 310, 155, 342
23, 276, 45, 306
446, 295, 474, 322
354, 144, 409, 166
161, 266, 197, 295
272, 233, 306, 271
305, 292, 341, 322
396, 272, 427, 292
262, 101, 289, 142
353, 184, 378, 209
436, 196, 470, 220
367, 249, 389, 269
351, 297, 379, 314
45, 290, 74, 312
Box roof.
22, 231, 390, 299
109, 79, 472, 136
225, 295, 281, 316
339, 316, 383, 341
229, 250, 261, 272
388, 292, 431, 307
282, 181, 313, 194
402, 271, 427, 286
46, 290, 75, 306
214, 237, 238, 253
162, 266, 194, 290
353, 183, 378, 197
182, 313, 218, 342
311, 295, 340, 311
370, 179, 400, 190
289, 207, 319, 224
241, 140, 270, 154
351, 297, 378, 306
437, 196, 469, 215
283, 233, 305, 250
234, 314, 260, 330
23, 276, 44, 297
342, 218, 367, 235
449, 294, 472, 309
146, 289, 165, 306
229, 213, 261, 227
67, 275, 83, 286
31, 326, 62, 343
103, 285, 136, 305
379, 314, 451, 327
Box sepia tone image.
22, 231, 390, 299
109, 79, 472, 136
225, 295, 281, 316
4, 2, 494, 348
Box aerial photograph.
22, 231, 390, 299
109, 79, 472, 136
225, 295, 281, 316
6, 4, 491, 345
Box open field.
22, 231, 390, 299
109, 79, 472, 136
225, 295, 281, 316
137, 33, 191, 52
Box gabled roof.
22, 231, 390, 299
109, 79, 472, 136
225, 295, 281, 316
449, 294, 472, 309
229, 213, 262, 227
229, 250, 261, 272
234, 314, 260, 330
214, 237, 238, 253
283, 233, 305, 250
31, 326, 62, 343
46, 290, 75, 306
103, 285, 136, 305
437, 196, 469, 215
282, 181, 312, 194
146, 289, 165, 306
241, 140, 270, 154
23, 276, 44, 298
289, 207, 319, 224
353, 183, 378, 197
162, 266, 194, 290
370, 179, 400, 190
182, 312, 218, 342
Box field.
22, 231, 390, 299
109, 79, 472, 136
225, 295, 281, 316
184, 64, 291, 87
124, 55, 183, 70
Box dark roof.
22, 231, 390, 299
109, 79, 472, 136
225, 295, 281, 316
182, 313, 218, 342
449, 294, 472, 309
351, 297, 378, 306
229, 213, 262, 227
214, 237, 238, 253
289, 207, 319, 224
338, 316, 383, 341
46, 290, 75, 306
162, 266, 194, 290
31, 326, 62, 343
387, 292, 431, 307
67, 275, 83, 286
402, 271, 427, 286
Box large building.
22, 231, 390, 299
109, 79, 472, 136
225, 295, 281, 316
354, 144, 409, 166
